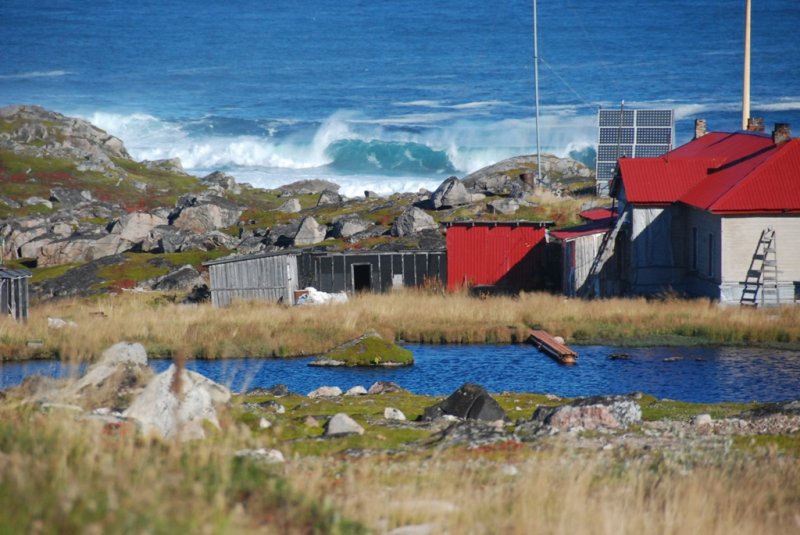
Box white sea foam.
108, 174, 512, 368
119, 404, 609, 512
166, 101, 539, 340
0, 70, 72, 80
77, 108, 598, 193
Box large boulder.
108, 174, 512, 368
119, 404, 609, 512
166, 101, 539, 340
390, 207, 438, 237
293, 216, 327, 246
324, 413, 365, 436
430, 176, 472, 209
422, 383, 507, 422
277, 198, 302, 213
108, 212, 169, 244
276, 179, 340, 196
140, 264, 205, 292
34, 233, 130, 267
330, 213, 374, 239
49, 187, 94, 207
123, 364, 231, 440
487, 198, 520, 215
530, 395, 642, 431
316, 189, 343, 207
201, 171, 240, 194
170, 194, 243, 233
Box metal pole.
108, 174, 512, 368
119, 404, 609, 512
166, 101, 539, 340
533, 0, 542, 186
742, 0, 751, 130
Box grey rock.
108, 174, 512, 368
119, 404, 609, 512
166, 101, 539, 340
330, 213, 374, 239
49, 187, 93, 207
307, 386, 342, 398
276, 179, 340, 196
141, 264, 204, 292
390, 206, 438, 237
693, 413, 713, 427
367, 381, 406, 395
246, 384, 291, 397
277, 198, 302, 213
293, 216, 327, 246
24, 196, 53, 209
170, 194, 243, 233
0, 196, 22, 209
422, 383, 508, 422
140, 158, 186, 174
108, 212, 168, 244
201, 171, 240, 194
364, 190, 380, 199
345, 385, 368, 396
325, 413, 365, 436
234, 448, 285, 464
384, 407, 407, 421
531, 395, 642, 431
430, 176, 472, 209
429, 420, 515, 449
487, 198, 520, 215
317, 189, 343, 206
32, 254, 126, 300
123, 364, 231, 440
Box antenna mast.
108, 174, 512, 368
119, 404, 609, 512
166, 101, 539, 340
533, 0, 542, 186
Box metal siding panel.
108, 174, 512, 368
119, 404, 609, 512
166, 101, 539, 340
403, 254, 415, 286
333, 256, 345, 292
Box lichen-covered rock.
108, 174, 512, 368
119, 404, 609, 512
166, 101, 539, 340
531, 395, 642, 431
293, 216, 327, 246
311, 331, 413, 367
307, 386, 343, 398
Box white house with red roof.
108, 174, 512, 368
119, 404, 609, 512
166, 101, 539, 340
608, 123, 800, 305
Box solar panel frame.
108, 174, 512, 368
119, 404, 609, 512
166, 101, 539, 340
595, 108, 674, 196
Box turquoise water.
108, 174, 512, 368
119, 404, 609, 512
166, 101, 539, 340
3, 344, 799, 403
2, 1, 798, 195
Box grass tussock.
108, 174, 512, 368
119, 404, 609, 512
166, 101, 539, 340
0, 405, 365, 535
2, 290, 800, 361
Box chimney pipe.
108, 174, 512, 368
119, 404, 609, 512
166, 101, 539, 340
694, 119, 707, 139
772, 123, 791, 144
746, 117, 765, 132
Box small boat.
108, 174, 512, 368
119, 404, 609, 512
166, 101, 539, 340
528, 330, 578, 365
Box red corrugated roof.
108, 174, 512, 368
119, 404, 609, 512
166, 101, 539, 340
579, 207, 617, 221
617, 131, 800, 213
617, 157, 710, 205
551, 218, 613, 240
681, 139, 800, 213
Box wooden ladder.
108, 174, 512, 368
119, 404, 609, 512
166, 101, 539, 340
580, 210, 628, 298
740, 228, 779, 307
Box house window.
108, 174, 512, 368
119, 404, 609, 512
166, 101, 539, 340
707, 233, 714, 277
691, 227, 698, 271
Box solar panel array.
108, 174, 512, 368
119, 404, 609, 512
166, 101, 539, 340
595, 109, 674, 196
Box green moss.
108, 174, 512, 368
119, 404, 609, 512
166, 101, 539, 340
639, 396, 759, 421
732, 433, 800, 457
321, 333, 414, 367
28, 262, 83, 284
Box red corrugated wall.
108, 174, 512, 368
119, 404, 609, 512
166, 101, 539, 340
446, 224, 548, 292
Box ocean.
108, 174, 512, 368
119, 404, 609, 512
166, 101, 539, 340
2, 0, 799, 196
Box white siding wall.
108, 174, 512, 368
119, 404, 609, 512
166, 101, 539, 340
720, 215, 800, 304
683, 207, 722, 299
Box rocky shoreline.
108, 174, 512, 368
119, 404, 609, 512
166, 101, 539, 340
1, 104, 594, 301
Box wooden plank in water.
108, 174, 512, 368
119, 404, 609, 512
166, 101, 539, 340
528, 330, 578, 365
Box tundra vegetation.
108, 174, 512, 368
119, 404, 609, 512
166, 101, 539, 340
2, 106, 799, 534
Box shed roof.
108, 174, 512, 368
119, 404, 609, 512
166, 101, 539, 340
550, 218, 614, 241
445, 220, 554, 228
616, 131, 800, 214
0, 267, 32, 279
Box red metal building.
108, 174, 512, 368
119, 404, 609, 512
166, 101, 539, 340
445, 221, 553, 292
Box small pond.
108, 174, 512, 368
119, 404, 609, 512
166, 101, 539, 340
2, 344, 800, 403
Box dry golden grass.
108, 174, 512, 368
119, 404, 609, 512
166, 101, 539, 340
289, 449, 800, 534
2, 290, 799, 361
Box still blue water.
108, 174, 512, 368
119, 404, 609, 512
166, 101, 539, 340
2, 1, 798, 195
3, 344, 799, 403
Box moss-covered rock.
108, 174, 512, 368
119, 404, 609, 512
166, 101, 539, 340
311, 330, 414, 367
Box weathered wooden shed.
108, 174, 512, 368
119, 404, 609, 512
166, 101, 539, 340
205, 252, 300, 307
445, 221, 554, 293
205, 249, 447, 306
1, 267, 32, 322
300, 250, 446, 294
